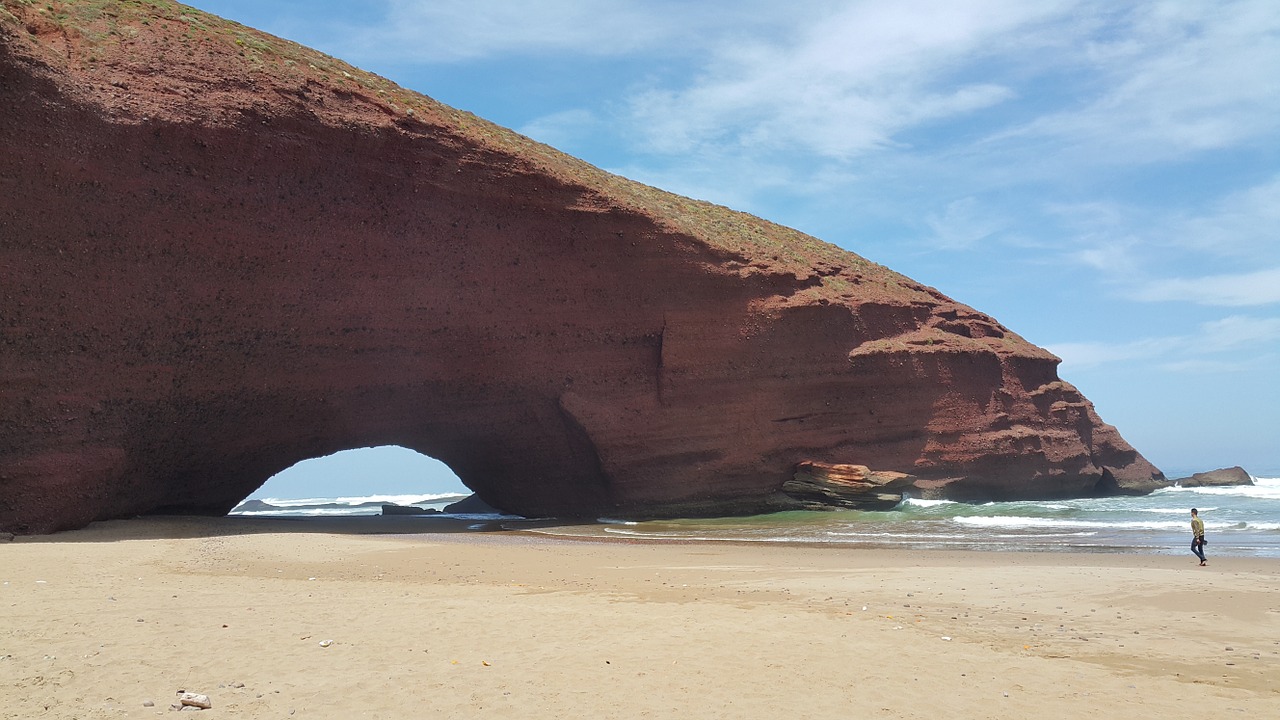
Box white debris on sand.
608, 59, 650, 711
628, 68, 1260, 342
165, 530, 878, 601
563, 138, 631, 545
176, 691, 212, 710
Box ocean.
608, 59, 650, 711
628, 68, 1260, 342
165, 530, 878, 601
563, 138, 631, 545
230, 493, 475, 517
231, 476, 1280, 558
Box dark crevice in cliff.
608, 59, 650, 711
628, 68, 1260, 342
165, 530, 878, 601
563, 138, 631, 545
1092, 467, 1121, 496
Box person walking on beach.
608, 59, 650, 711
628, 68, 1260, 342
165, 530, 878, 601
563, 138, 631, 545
1190, 508, 1207, 566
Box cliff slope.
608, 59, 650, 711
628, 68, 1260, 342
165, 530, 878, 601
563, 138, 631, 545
0, 1, 1164, 533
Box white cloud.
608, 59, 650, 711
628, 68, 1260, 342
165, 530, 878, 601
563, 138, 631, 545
604, 0, 1279, 171
1173, 176, 1280, 260
1055, 174, 1280, 307
1134, 267, 1280, 307
335, 0, 792, 62
627, 0, 1068, 160
924, 197, 1007, 250
1004, 0, 1280, 163
1048, 315, 1280, 370
1155, 358, 1251, 374
1046, 336, 1180, 370
1070, 242, 1142, 276
607, 153, 838, 213
1199, 315, 1280, 348
518, 109, 601, 150
1042, 201, 1146, 273
344, 0, 670, 61
585, 0, 1280, 234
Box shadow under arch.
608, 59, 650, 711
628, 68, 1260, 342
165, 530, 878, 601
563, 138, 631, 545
40, 447, 589, 543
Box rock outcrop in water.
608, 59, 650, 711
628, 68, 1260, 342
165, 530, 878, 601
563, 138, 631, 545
1174, 467, 1253, 488
0, 1, 1165, 534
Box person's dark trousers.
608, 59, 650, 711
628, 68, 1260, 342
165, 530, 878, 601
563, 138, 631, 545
1192, 538, 1206, 563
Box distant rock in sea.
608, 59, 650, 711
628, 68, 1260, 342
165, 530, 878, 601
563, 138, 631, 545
381, 504, 441, 516
1174, 466, 1254, 487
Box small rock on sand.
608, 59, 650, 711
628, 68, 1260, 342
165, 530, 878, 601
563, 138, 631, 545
177, 692, 212, 709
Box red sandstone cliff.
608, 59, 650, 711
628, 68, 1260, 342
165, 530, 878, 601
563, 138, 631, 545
0, 1, 1165, 534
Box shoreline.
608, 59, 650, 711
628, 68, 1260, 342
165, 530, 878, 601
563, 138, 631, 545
4, 516, 1278, 718
231, 476, 1280, 560
50, 510, 1275, 558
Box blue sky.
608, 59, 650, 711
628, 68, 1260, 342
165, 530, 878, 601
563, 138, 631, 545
202, 1, 1280, 498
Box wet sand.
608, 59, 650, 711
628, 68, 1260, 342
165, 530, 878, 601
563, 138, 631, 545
2, 515, 1278, 718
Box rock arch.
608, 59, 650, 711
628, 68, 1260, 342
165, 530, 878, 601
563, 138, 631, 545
0, 4, 1164, 534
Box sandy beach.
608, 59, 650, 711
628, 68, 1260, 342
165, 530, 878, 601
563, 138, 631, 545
3, 517, 1278, 719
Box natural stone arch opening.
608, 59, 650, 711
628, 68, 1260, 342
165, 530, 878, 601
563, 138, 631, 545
238, 446, 470, 511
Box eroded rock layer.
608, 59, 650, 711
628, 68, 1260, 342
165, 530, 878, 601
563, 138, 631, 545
0, 2, 1165, 533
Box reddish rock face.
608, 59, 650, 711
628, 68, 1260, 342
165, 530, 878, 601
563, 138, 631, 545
0, 2, 1164, 534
